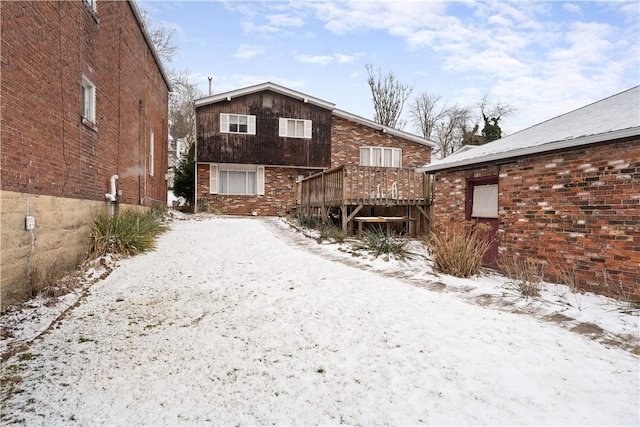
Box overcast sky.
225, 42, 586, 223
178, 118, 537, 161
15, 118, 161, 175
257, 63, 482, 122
140, 0, 639, 136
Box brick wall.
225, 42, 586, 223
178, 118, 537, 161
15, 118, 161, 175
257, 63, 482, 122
1, 1, 169, 205
1, 1, 169, 309
330, 116, 431, 168
197, 165, 303, 216
433, 139, 640, 300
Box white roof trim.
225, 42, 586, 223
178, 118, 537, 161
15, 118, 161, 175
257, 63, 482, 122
332, 109, 436, 148
418, 126, 640, 173
195, 82, 335, 110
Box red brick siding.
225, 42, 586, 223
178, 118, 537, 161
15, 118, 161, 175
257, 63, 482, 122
433, 139, 640, 300
331, 116, 431, 168
1, 1, 169, 206
197, 164, 302, 216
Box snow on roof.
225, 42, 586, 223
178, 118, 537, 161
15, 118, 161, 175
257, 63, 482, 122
420, 86, 640, 173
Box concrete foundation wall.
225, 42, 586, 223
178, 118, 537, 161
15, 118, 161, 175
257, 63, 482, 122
1, 190, 110, 311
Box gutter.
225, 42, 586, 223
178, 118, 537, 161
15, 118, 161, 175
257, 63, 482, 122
418, 127, 640, 173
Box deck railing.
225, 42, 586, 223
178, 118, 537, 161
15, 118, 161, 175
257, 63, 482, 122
299, 165, 431, 212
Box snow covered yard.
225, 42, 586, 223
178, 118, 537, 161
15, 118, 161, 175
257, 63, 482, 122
1, 214, 638, 426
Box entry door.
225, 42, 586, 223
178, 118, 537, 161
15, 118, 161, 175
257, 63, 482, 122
467, 178, 499, 268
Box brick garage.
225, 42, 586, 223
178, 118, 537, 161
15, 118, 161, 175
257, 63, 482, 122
1, 1, 170, 309
423, 87, 639, 300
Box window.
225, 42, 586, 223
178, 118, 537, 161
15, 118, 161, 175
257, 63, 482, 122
149, 129, 155, 176
209, 164, 265, 195
220, 113, 256, 135
360, 147, 402, 167
471, 184, 498, 218
279, 118, 312, 138
83, 0, 97, 12
81, 76, 96, 124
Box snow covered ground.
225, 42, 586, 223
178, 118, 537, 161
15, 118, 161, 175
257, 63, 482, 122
1, 214, 638, 426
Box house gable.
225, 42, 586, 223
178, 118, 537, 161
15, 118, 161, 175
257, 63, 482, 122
196, 89, 332, 168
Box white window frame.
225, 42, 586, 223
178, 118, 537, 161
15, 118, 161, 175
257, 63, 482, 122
220, 113, 256, 135
81, 75, 96, 124
279, 118, 312, 139
149, 129, 155, 177
83, 0, 97, 12
360, 147, 402, 167
209, 164, 265, 196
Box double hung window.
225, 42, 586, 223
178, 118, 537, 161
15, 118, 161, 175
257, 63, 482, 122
360, 147, 402, 167
81, 76, 96, 124
220, 113, 256, 135
279, 118, 312, 138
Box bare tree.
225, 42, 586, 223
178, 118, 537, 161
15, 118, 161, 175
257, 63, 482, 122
169, 71, 202, 145
479, 94, 516, 143
409, 92, 448, 140
433, 105, 471, 159
366, 64, 414, 129
141, 10, 178, 64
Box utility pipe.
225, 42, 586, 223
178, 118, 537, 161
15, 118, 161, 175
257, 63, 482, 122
105, 174, 119, 201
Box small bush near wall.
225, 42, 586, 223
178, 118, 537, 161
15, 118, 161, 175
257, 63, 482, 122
354, 228, 409, 259
89, 209, 166, 257
500, 253, 544, 299
426, 220, 493, 278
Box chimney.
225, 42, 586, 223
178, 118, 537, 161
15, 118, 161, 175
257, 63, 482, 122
208, 76, 212, 96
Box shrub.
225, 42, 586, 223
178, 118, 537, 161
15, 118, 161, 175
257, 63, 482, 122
500, 253, 543, 299
426, 220, 492, 278
296, 213, 318, 229
89, 208, 166, 257
320, 223, 347, 243
354, 227, 409, 259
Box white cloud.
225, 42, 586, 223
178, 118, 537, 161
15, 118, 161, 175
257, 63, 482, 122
334, 53, 364, 64
234, 44, 265, 60
563, 4, 582, 15
295, 53, 364, 66
296, 55, 334, 65
548, 22, 613, 63
267, 14, 304, 27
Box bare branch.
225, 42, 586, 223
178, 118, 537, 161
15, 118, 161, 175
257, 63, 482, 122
409, 92, 448, 140
366, 64, 414, 129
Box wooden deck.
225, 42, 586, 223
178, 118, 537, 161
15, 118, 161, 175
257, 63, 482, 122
298, 165, 433, 234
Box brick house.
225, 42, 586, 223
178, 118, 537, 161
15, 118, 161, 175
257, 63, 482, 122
195, 82, 434, 232
420, 86, 640, 300
1, 0, 171, 309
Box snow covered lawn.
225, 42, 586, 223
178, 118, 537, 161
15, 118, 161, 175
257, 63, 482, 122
1, 215, 638, 425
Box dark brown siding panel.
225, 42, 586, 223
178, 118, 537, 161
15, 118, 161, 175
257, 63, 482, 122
196, 91, 331, 167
